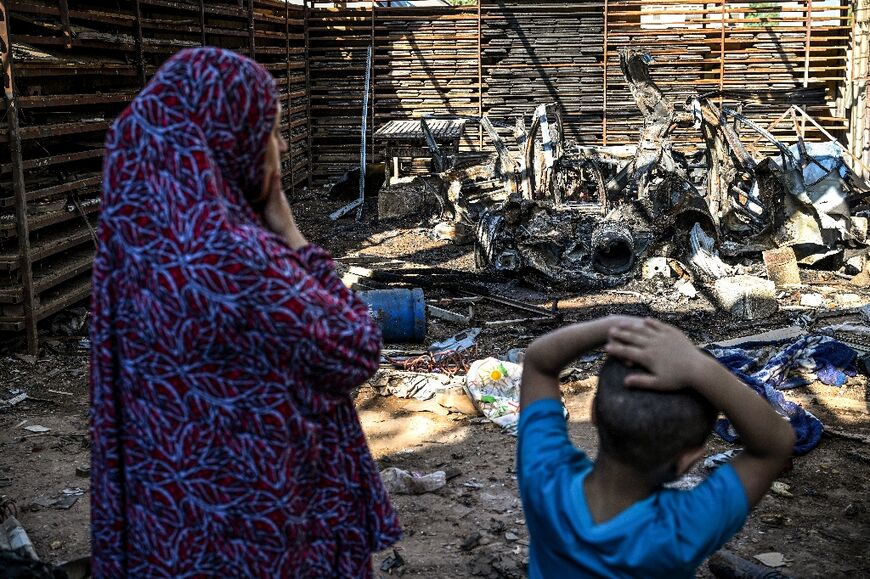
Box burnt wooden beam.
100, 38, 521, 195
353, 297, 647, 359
1, 0, 37, 353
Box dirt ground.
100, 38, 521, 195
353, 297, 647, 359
1, 191, 869, 577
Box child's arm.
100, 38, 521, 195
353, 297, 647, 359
606, 318, 796, 507
521, 316, 634, 410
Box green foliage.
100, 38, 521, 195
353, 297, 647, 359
746, 2, 780, 27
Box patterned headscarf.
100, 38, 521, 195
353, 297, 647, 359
90, 49, 399, 575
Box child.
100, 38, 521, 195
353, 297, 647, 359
518, 316, 795, 578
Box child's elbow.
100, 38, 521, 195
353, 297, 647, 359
774, 423, 797, 458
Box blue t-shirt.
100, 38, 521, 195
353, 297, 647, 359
517, 399, 749, 579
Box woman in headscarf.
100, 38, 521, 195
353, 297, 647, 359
90, 48, 400, 577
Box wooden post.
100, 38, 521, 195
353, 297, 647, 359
801, 0, 814, 138
1, 1, 37, 353
58, 0, 72, 48
719, 0, 726, 101
133, 0, 146, 86
286, 0, 294, 192
304, 0, 313, 188
477, 0, 483, 149
199, 0, 206, 46
370, 0, 375, 161
247, 0, 255, 58
602, 0, 608, 146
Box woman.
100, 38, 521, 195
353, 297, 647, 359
90, 48, 400, 577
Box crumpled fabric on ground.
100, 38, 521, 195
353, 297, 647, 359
707, 335, 857, 455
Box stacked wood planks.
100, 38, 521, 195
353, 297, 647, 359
480, 0, 605, 145
603, 0, 851, 149
0, 0, 310, 350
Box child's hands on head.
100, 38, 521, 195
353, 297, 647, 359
605, 318, 708, 391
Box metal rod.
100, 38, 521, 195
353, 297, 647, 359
477, 0, 483, 149
602, 0, 609, 146
133, 0, 146, 86
304, 0, 313, 188
199, 0, 206, 46
792, 105, 870, 174
370, 0, 375, 161
247, 0, 255, 58
1, 1, 38, 353
332, 45, 372, 221
358, 44, 373, 220
719, 0, 726, 102
286, 0, 294, 193
801, 0, 814, 138
58, 0, 71, 48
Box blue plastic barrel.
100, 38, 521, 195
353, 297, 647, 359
357, 288, 427, 343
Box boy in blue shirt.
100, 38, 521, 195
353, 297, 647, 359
518, 316, 796, 578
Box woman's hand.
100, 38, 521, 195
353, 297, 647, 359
263, 171, 308, 250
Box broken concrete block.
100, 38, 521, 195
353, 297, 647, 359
713, 275, 778, 320
845, 254, 866, 276
850, 216, 868, 244
763, 247, 801, 287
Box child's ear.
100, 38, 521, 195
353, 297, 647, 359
675, 446, 705, 477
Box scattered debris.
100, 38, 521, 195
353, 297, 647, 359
372, 371, 464, 401
708, 335, 857, 454
843, 501, 867, 518
74, 465, 90, 478
380, 468, 447, 495
429, 328, 481, 356
703, 450, 741, 470
764, 247, 802, 287
379, 548, 406, 574
761, 513, 792, 527
663, 474, 704, 491
49, 307, 89, 337
1, 516, 39, 561
22, 426, 50, 434
675, 280, 698, 299
800, 293, 826, 308
771, 482, 794, 499
461, 531, 483, 551
753, 552, 787, 568
713, 276, 778, 320
465, 358, 524, 434
0, 390, 28, 411
708, 549, 792, 578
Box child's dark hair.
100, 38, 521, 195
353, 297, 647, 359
594, 356, 717, 473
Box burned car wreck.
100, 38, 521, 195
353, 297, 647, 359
378, 49, 870, 291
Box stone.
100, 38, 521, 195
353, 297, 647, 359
713, 275, 778, 320
763, 246, 801, 287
